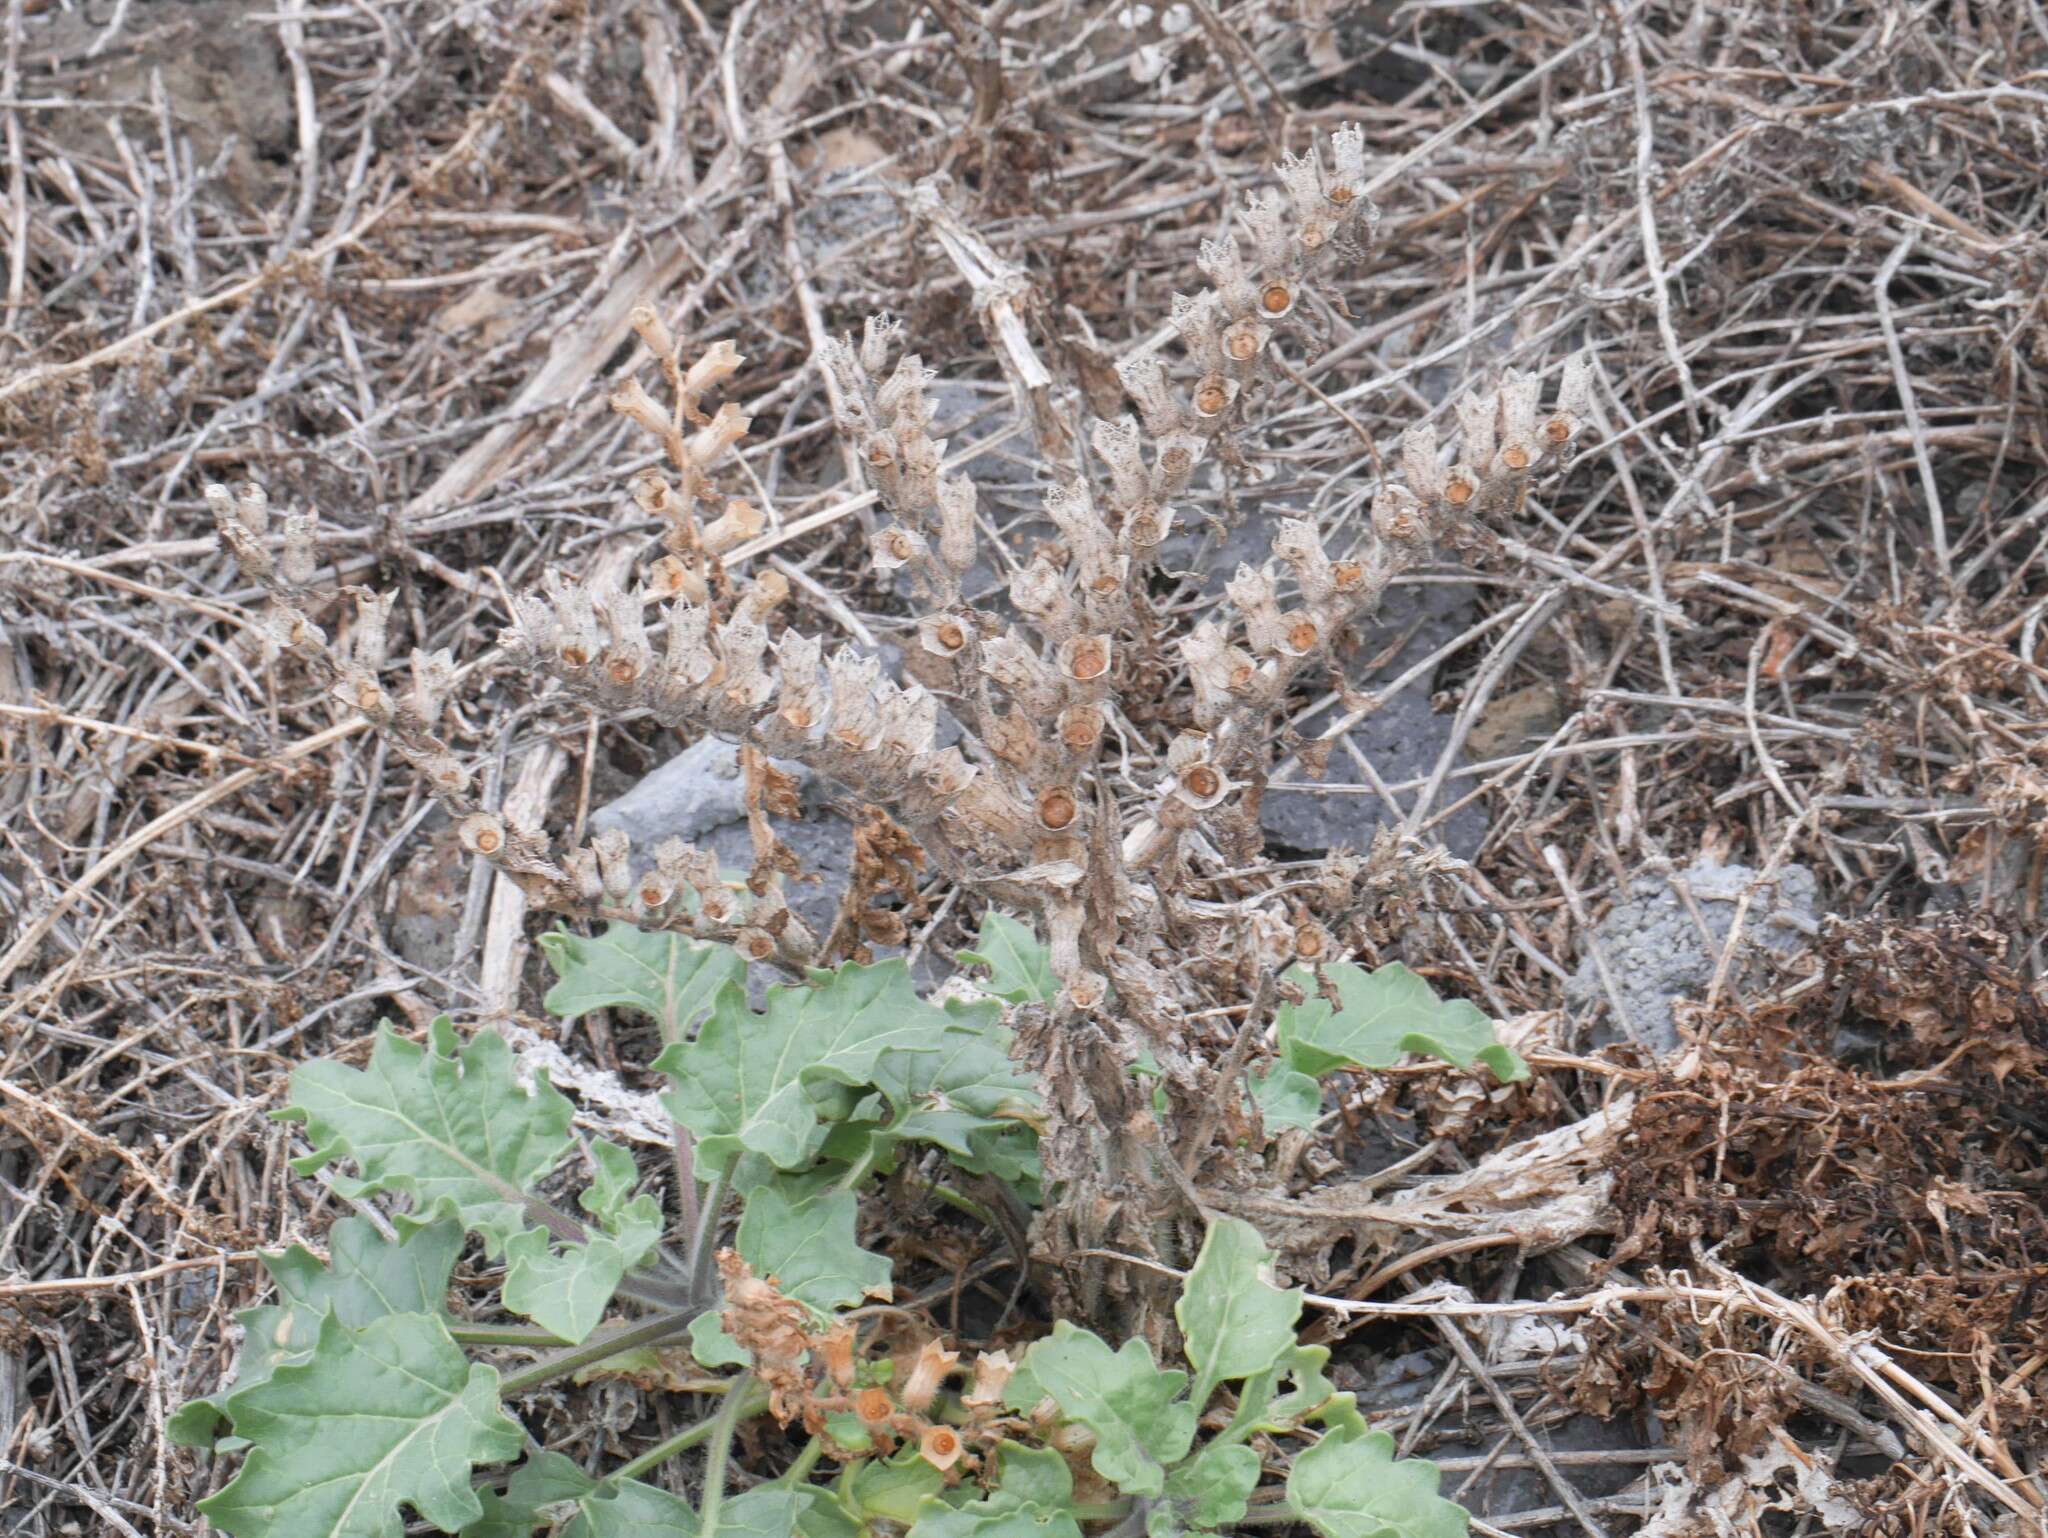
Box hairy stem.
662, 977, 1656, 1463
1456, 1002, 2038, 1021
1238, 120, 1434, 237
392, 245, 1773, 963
696, 1372, 755, 1538
494, 1305, 704, 1398
448, 1323, 569, 1348
686, 1170, 729, 1301
609, 1381, 768, 1484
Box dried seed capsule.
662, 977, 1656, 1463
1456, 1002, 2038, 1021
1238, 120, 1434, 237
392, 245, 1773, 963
1223, 320, 1268, 362
637, 870, 675, 912
1500, 442, 1532, 472
1259, 280, 1295, 317
422, 754, 469, 798
919, 615, 970, 657
1193, 373, 1235, 419
1036, 786, 1079, 832
629, 303, 676, 367
1058, 703, 1104, 753
1172, 760, 1233, 811
1294, 923, 1330, 962
918, 1426, 964, 1472
458, 812, 506, 857
1443, 470, 1476, 508
736, 928, 777, 963
1062, 971, 1108, 1011
610, 377, 670, 439
1059, 634, 1112, 683
1124, 503, 1172, 549
592, 827, 633, 901
869, 525, 926, 571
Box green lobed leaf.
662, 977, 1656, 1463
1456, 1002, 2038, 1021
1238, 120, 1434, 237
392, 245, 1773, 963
1004, 1322, 1197, 1498
1276, 964, 1528, 1084
460, 1451, 596, 1538
1165, 1443, 1261, 1532
502, 1143, 666, 1345
1252, 1344, 1368, 1440
794, 1486, 865, 1538
733, 1179, 892, 1314
279, 1017, 657, 1342
1285, 1426, 1467, 1538
844, 1449, 948, 1525
559, 1480, 803, 1538
654, 960, 966, 1179
841, 998, 1042, 1175
540, 922, 743, 1041
197, 1310, 523, 1538
955, 912, 1057, 1004
1175, 1218, 1303, 1408
1248, 1063, 1324, 1131
904, 1444, 1083, 1538
171, 1217, 461, 1449
561, 1479, 696, 1538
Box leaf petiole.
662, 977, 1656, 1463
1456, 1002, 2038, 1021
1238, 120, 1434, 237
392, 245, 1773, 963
695, 1372, 755, 1538
448, 1323, 570, 1348
609, 1380, 770, 1484
686, 1170, 729, 1301
494, 1305, 706, 1398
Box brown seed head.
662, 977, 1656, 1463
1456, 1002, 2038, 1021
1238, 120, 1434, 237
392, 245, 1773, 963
1544, 415, 1572, 444
648, 556, 690, 596
1181, 764, 1222, 801
867, 439, 894, 468
558, 642, 590, 669
1037, 787, 1078, 831
1068, 636, 1109, 680
1332, 560, 1365, 590
355, 681, 385, 713
1328, 184, 1354, 205
1065, 973, 1108, 1011
919, 1427, 963, 1471
1501, 443, 1531, 471
638, 875, 672, 909
884, 530, 915, 561
1295, 925, 1327, 961
1260, 282, 1293, 315
460, 815, 505, 857
1287, 618, 1321, 653
741, 931, 775, 961
1226, 326, 1261, 361
1299, 225, 1326, 251
934, 620, 967, 653
1059, 706, 1103, 752
1228, 661, 1257, 691
606, 654, 641, 686
1194, 377, 1230, 417
854, 1387, 893, 1425
1444, 478, 1474, 507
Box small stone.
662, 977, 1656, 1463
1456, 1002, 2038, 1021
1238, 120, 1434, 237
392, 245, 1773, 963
1564, 860, 1819, 1057
588, 735, 814, 850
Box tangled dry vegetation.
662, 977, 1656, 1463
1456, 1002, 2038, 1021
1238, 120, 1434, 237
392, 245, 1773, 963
2, 0, 2046, 1534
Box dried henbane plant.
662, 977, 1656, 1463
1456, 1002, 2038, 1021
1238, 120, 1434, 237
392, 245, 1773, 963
193, 126, 1575, 1538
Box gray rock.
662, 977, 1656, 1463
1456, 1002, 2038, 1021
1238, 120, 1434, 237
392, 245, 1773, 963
1564, 861, 1820, 1056
1255, 578, 1489, 860
588, 735, 818, 850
